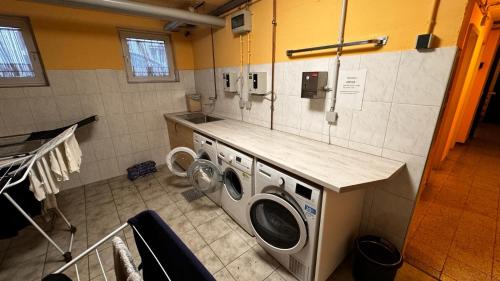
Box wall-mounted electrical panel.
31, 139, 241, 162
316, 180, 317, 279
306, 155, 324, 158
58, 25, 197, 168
248, 72, 267, 95
231, 10, 251, 34
223, 73, 238, 92
301, 72, 328, 99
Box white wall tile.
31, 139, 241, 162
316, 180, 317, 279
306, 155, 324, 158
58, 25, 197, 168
80, 95, 105, 117
130, 132, 149, 153
24, 87, 53, 98
381, 149, 426, 200
107, 114, 128, 136
55, 95, 83, 121
117, 154, 135, 172
122, 93, 143, 114
384, 104, 440, 157
28, 97, 60, 123
92, 138, 116, 160
0, 87, 25, 99
112, 134, 133, 156
102, 93, 124, 115
0, 98, 34, 126
348, 141, 383, 156
47, 70, 76, 96
349, 101, 391, 147
98, 158, 120, 179
359, 51, 401, 103
140, 92, 159, 112
96, 69, 120, 93
126, 113, 146, 133
73, 70, 99, 95
393, 47, 456, 106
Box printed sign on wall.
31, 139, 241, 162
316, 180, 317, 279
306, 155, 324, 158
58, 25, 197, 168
336, 69, 367, 110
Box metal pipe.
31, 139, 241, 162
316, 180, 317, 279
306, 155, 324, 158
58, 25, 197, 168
210, 0, 250, 16
286, 37, 388, 57
270, 0, 277, 130
32, 0, 225, 27
211, 28, 218, 101
55, 223, 129, 273
329, 0, 348, 113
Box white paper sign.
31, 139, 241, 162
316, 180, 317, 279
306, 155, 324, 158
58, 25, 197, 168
336, 69, 367, 110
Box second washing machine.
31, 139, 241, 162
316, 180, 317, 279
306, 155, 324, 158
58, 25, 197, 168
217, 143, 254, 235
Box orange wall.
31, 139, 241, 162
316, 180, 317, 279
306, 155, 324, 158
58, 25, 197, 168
0, 0, 194, 70
192, 0, 469, 69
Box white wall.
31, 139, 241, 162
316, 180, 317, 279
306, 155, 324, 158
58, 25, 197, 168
0, 69, 195, 188
195, 47, 457, 249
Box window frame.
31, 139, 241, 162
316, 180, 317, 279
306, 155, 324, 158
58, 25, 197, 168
0, 15, 47, 88
118, 29, 177, 83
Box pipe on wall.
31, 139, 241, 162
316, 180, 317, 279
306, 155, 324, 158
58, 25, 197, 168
32, 0, 226, 27
270, 0, 277, 130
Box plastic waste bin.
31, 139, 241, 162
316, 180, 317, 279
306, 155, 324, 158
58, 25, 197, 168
352, 235, 403, 281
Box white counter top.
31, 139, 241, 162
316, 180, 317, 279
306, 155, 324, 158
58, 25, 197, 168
165, 113, 405, 193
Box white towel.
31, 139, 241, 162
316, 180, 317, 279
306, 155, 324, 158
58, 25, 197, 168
112, 237, 143, 281
64, 134, 82, 173
49, 147, 69, 181
41, 156, 59, 194
28, 170, 45, 201
36, 160, 52, 196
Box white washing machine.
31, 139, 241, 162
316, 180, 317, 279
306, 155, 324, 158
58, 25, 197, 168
247, 161, 322, 281
217, 143, 254, 235
166, 132, 222, 205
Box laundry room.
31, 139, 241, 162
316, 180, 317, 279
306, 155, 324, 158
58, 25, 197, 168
1, 0, 497, 281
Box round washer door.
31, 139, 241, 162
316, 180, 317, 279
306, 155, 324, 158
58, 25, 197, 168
223, 168, 243, 201
166, 147, 198, 177
187, 159, 223, 193
247, 193, 308, 255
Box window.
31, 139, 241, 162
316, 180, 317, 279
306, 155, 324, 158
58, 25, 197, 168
0, 16, 46, 87
119, 29, 176, 83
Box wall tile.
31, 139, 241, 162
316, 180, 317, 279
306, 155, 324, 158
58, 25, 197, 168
133, 150, 150, 163
55, 95, 83, 121
381, 149, 426, 200
80, 95, 105, 117
348, 141, 383, 156
146, 130, 164, 149
393, 47, 456, 106
126, 113, 146, 134
359, 51, 401, 102
107, 114, 128, 136
112, 134, 133, 156
28, 97, 60, 124
96, 69, 120, 93
73, 70, 99, 95
0, 87, 25, 99
98, 158, 120, 179
24, 87, 53, 98
117, 154, 135, 172
384, 104, 440, 157
327, 107, 353, 140
92, 138, 116, 160
102, 93, 124, 115
349, 101, 391, 147
0, 98, 34, 126
122, 93, 143, 114
47, 70, 76, 96
130, 132, 149, 153
79, 161, 103, 184
140, 92, 159, 112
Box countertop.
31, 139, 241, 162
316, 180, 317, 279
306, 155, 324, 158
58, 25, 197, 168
165, 112, 405, 193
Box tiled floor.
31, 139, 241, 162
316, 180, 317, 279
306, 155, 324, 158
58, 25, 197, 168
406, 124, 500, 280
0, 166, 296, 281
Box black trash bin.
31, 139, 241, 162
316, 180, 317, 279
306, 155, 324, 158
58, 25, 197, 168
352, 235, 403, 281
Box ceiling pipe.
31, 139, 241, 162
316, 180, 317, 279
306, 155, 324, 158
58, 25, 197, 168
210, 0, 249, 16
32, 0, 225, 27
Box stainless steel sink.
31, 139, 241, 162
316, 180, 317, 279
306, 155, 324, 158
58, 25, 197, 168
177, 113, 224, 124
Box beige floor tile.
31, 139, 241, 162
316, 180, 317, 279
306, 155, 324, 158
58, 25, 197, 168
234, 226, 257, 247
194, 246, 224, 274
0, 253, 46, 281
226, 245, 279, 281
117, 202, 147, 222
214, 268, 236, 281
140, 185, 169, 202
210, 231, 251, 265
178, 229, 207, 252
165, 214, 195, 234
185, 206, 221, 226
88, 246, 114, 279
155, 203, 183, 221
144, 193, 174, 210
196, 216, 233, 244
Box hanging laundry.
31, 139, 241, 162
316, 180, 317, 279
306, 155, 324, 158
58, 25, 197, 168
112, 236, 142, 281
49, 146, 69, 181
64, 134, 82, 173
41, 156, 59, 194
28, 170, 45, 201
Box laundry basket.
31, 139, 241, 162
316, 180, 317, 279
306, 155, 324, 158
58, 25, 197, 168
352, 235, 403, 281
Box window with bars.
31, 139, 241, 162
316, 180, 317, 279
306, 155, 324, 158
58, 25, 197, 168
0, 16, 46, 87
119, 30, 176, 83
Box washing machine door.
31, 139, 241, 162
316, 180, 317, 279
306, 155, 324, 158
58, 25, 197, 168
223, 167, 244, 201
187, 159, 223, 194
165, 147, 198, 177
247, 192, 308, 255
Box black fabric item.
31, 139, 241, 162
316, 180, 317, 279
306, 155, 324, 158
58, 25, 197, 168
128, 210, 215, 281
42, 273, 73, 281
0, 166, 42, 239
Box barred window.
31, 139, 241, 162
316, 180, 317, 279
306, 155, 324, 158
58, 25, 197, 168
119, 30, 176, 83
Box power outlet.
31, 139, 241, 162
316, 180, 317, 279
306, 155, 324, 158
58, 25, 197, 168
326, 111, 338, 124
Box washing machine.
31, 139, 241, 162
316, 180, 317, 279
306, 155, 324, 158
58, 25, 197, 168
166, 132, 222, 205
247, 161, 322, 281
217, 143, 254, 235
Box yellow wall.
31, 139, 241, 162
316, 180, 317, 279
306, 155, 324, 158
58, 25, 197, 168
0, 0, 194, 70
193, 0, 469, 69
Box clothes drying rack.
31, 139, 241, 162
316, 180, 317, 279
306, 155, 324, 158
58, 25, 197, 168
1, 124, 81, 262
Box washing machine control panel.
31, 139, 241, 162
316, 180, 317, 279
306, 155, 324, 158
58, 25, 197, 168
217, 143, 253, 174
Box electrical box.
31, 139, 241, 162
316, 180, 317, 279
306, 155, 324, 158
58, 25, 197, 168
248, 72, 267, 95
223, 73, 238, 93
416, 34, 434, 50
231, 10, 251, 34
301, 72, 328, 99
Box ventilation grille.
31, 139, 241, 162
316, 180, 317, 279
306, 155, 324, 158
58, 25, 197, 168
289, 256, 306, 281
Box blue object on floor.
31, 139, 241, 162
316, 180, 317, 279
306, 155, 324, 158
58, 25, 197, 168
127, 161, 157, 181
128, 210, 215, 281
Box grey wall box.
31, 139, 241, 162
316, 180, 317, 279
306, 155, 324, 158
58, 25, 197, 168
301, 72, 328, 99
231, 10, 251, 34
